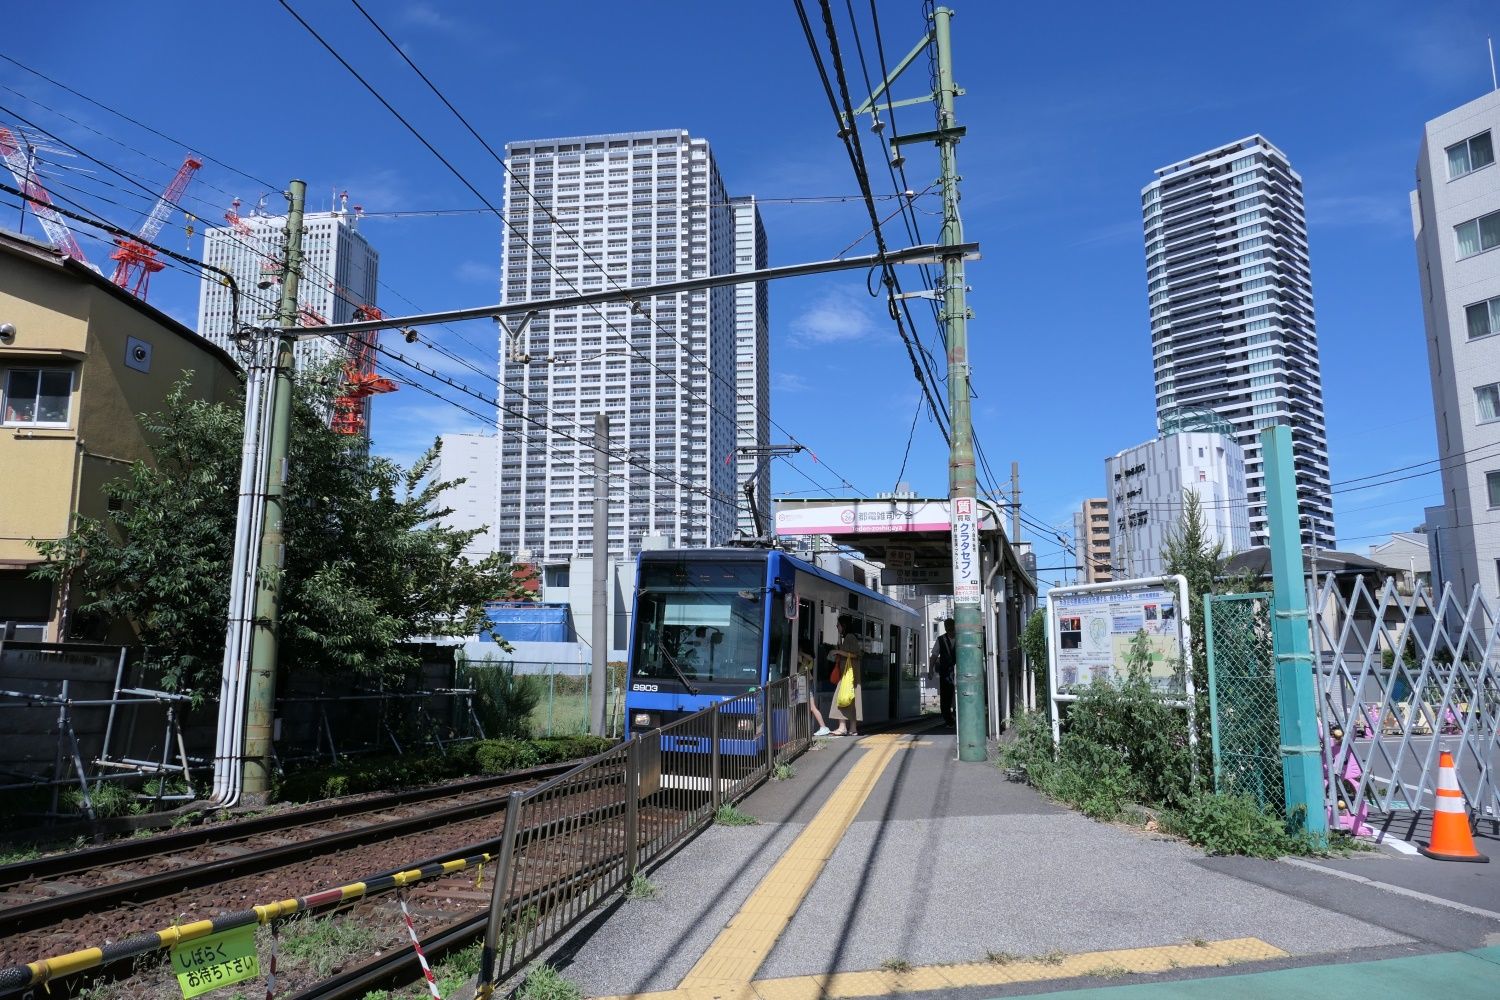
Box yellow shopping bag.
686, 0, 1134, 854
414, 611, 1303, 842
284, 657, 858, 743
835, 661, 856, 709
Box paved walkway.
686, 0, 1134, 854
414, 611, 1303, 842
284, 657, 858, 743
546, 722, 1500, 999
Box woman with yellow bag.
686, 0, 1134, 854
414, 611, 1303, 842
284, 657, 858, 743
828, 614, 861, 737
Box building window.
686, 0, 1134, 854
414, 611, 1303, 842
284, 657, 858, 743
1465, 295, 1500, 340
1446, 130, 1494, 179
2, 368, 72, 426
1478, 382, 1500, 424
1455, 209, 1500, 259
1488, 470, 1500, 508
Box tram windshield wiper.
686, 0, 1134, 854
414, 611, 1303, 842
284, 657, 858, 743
656, 640, 699, 695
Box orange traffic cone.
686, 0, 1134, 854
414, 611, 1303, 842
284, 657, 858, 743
1419, 751, 1489, 863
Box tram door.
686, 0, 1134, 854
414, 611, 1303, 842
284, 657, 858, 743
888, 625, 903, 718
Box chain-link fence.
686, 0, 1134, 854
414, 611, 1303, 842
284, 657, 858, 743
1204, 593, 1282, 816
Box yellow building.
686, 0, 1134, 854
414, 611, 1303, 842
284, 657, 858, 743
0, 230, 239, 640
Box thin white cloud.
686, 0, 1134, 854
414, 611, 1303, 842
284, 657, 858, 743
401, 2, 463, 33
788, 287, 882, 346
456, 259, 496, 284
773, 372, 811, 392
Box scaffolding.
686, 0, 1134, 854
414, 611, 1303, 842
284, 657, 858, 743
0, 641, 195, 819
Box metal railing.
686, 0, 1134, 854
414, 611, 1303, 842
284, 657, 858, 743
476, 676, 809, 994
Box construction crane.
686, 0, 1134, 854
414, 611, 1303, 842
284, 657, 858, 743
110, 155, 202, 299
331, 304, 397, 436
0, 125, 89, 264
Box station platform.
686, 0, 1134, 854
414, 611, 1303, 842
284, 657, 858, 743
544, 721, 1500, 1000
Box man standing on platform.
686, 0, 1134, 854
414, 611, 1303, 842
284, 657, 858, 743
931, 618, 957, 727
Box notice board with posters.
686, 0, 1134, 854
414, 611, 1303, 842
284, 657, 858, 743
1044, 575, 1194, 746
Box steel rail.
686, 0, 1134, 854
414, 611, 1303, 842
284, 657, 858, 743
0, 763, 577, 891
0, 769, 578, 937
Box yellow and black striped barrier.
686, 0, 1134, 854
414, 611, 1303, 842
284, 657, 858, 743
0, 850, 491, 994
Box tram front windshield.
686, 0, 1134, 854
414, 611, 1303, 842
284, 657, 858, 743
632, 559, 766, 688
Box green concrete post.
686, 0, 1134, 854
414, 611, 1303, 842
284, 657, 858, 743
1260, 424, 1327, 839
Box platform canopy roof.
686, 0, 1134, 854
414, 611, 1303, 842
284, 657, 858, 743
773, 497, 1035, 595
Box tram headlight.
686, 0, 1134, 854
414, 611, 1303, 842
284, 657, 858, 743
632, 711, 655, 729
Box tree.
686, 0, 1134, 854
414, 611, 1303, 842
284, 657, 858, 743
1161, 489, 1224, 774
32, 374, 532, 695
1021, 607, 1048, 696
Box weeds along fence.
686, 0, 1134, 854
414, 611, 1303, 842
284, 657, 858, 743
476, 675, 809, 994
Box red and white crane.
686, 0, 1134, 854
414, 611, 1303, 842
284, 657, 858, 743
331, 304, 397, 436
0, 125, 89, 264
110, 155, 202, 299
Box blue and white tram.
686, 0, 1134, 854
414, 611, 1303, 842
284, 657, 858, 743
623, 548, 924, 745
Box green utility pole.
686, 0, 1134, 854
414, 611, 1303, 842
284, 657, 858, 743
243, 179, 306, 798
1261, 424, 1328, 841
931, 7, 984, 761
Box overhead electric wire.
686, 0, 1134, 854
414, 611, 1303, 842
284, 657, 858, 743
363, 336, 747, 509
339, 0, 863, 496
793, 0, 951, 448
0, 52, 278, 191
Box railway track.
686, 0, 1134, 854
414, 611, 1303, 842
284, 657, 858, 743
0, 764, 579, 959
2, 770, 649, 998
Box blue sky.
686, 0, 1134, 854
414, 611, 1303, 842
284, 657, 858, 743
2, 0, 1496, 586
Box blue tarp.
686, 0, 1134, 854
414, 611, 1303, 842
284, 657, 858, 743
483, 601, 571, 643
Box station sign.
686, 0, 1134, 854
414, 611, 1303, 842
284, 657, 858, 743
950, 497, 980, 602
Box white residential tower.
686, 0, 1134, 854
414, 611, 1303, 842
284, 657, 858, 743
496, 130, 741, 561
1142, 136, 1333, 550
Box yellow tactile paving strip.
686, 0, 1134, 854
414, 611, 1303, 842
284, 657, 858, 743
590, 734, 1287, 1000
594, 938, 1288, 1000
677, 734, 908, 991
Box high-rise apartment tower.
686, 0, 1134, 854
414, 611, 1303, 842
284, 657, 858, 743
1074, 498, 1113, 583
1142, 136, 1333, 549
496, 130, 741, 561
198, 202, 378, 372
1413, 90, 1500, 602
730, 196, 770, 537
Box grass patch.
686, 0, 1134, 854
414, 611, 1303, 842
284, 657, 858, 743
772, 763, 795, 781
61, 781, 141, 819
518, 964, 582, 1000
1088, 964, 1132, 979
880, 958, 912, 974
1190, 937, 1207, 948
714, 804, 759, 826
1036, 950, 1066, 966
429, 941, 482, 997
625, 873, 658, 900
280, 915, 377, 978
985, 951, 1020, 965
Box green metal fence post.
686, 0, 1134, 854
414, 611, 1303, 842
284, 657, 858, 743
1261, 425, 1328, 840
1204, 596, 1222, 790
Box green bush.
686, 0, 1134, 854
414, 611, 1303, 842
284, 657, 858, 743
474, 738, 540, 773
1000, 633, 1332, 858
273, 733, 615, 804
462, 660, 542, 739
1162, 792, 1310, 858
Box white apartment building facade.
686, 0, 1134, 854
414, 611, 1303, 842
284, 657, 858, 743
730, 196, 770, 537
198, 204, 379, 373
1142, 136, 1334, 551
1413, 90, 1500, 603
496, 130, 739, 561
435, 431, 499, 561
1106, 431, 1251, 579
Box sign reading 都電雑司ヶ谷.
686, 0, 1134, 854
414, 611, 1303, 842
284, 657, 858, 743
170, 925, 259, 998
950, 497, 980, 602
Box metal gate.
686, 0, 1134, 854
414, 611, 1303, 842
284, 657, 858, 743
1204, 593, 1282, 815
1315, 576, 1499, 834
